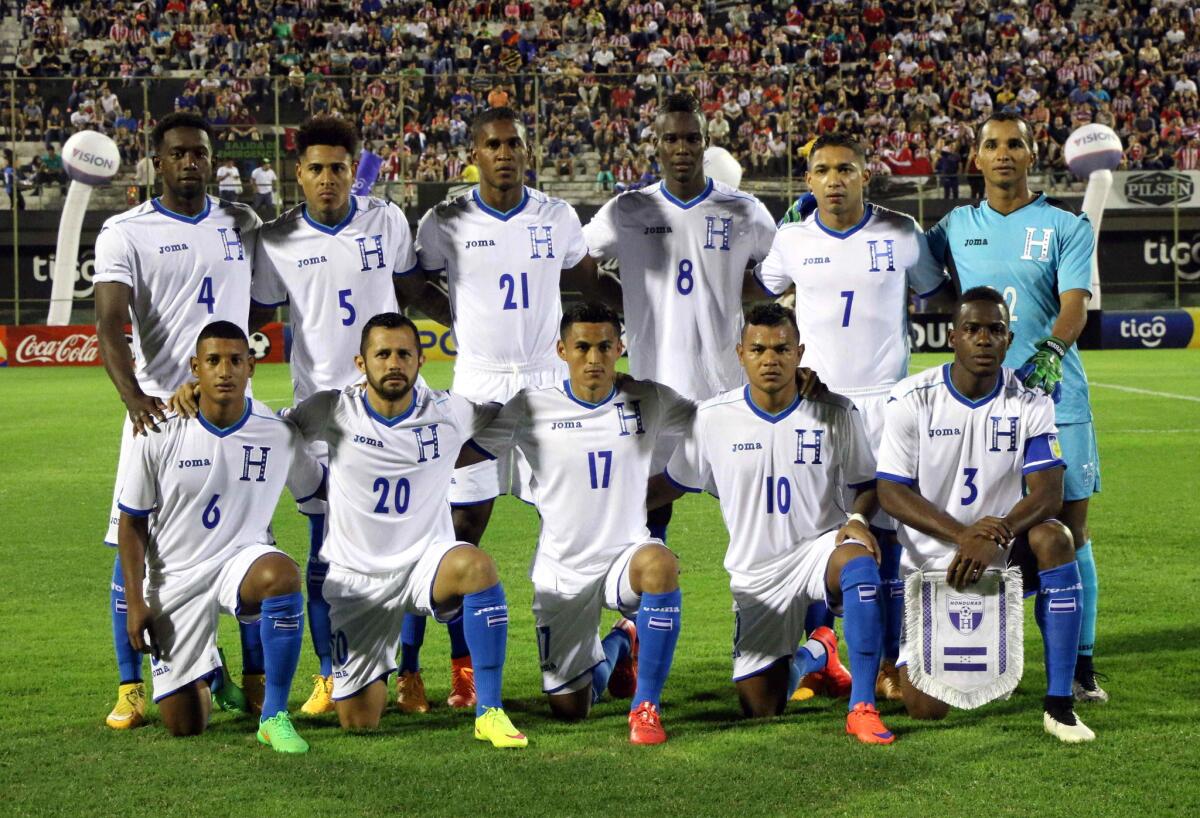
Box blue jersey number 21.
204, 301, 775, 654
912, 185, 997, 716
500, 272, 530, 310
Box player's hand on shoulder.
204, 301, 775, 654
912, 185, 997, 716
165, 380, 201, 421
837, 519, 879, 561
126, 392, 169, 436
794, 346, 827, 399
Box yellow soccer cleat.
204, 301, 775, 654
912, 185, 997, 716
242, 673, 265, 716
300, 674, 335, 715
106, 682, 147, 730
474, 707, 528, 749
876, 661, 903, 702
791, 674, 818, 702
395, 670, 430, 714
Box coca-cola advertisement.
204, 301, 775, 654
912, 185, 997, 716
0, 323, 287, 367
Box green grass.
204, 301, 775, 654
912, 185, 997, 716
2, 351, 1199, 817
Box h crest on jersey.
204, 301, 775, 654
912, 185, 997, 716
357, 234, 386, 270
528, 226, 554, 259
240, 446, 271, 482
988, 416, 1019, 452
793, 428, 824, 464
867, 239, 896, 272
614, 401, 645, 436
1021, 227, 1054, 261
703, 216, 732, 251
412, 424, 440, 462
217, 226, 245, 261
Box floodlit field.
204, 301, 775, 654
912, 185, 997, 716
2, 351, 1198, 816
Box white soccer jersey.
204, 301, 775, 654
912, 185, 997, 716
666, 388, 875, 596
416, 187, 588, 370
118, 398, 325, 576
471, 379, 695, 592
252, 195, 418, 402
757, 204, 946, 391
93, 196, 260, 398
585, 178, 777, 400
288, 384, 497, 575
876, 365, 1065, 572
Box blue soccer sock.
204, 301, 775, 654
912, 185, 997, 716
877, 531, 904, 662
1035, 562, 1083, 698
633, 589, 682, 708
786, 636, 829, 698
840, 556, 884, 709
399, 614, 426, 674
591, 626, 632, 703
111, 553, 142, 684
239, 620, 265, 675
1076, 541, 1098, 657
804, 600, 834, 637
447, 615, 470, 660
305, 514, 333, 677
259, 592, 305, 719
647, 522, 669, 542
462, 583, 509, 716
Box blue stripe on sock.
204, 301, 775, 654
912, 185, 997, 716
111, 553, 143, 683
1076, 541, 1098, 656
840, 556, 883, 709
260, 592, 304, 719
1036, 562, 1083, 698
462, 583, 508, 716
634, 589, 681, 708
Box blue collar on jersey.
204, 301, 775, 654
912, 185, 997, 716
198, 398, 252, 437
361, 388, 420, 427
942, 363, 1004, 409
659, 177, 713, 210
473, 187, 529, 221
302, 197, 358, 235
564, 379, 616, 409
743, 385, 802, 423
981, 192, 1046, 218
815, 204, 873, 239
151, 196, 211, 224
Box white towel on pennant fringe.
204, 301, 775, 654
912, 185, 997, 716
904, 568, 1025, 710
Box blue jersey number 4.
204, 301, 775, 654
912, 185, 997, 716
198, 276, 215, 314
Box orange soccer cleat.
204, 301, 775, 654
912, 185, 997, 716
629, 701, 667, 745
846, 702, 896, 745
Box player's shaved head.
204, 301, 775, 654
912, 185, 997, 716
196, 320, 249, 350
954, 286, 1010, 327
743, 302, 799, 338
560, 301, 621, 339
359, 312, 421, 356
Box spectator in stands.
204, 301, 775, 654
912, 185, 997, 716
250, 157, 277, 211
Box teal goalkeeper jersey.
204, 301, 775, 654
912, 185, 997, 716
926, 194, 1094, 424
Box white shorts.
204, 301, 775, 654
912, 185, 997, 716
533, 540, 658, 694
449, 360, 565, 505
839, 387, 896, 532
324, 540, 466, 700
144, 542, 285, 702
105, 414, 140, 546
731, 529, 838, 681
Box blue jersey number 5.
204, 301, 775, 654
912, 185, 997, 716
338, 288, 356, 326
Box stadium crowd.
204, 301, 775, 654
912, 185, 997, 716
2, 0, 1199, 203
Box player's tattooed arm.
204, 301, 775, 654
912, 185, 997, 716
96, 282, 167, 435
118, 513, 159, 659
999, 464, 1064, 539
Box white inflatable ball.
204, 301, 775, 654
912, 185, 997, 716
62, 130, 122, 185
1064, 124, 1122, 178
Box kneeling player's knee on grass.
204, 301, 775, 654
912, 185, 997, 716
548, 688, 591, 721
631, 544, 679, 594
1028, 522, 1074, 569
900, 668, 950, 720
249, 553, 302, 598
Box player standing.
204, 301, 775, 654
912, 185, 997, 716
925, 113, 1107, 702
95, 112, 262, 729
755, 133, 948, 701
118, 322, 325, 751
648, 304, 896, 744
461, 303, 693, 744
876, 287, 1095, 743
240, 116, 429, 716
403, 106, 602, 711
583, 92, 778, 543
286, 313, 527, 747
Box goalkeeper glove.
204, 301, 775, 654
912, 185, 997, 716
1015, 336, 1067, 401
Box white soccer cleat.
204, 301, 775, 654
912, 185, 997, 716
1072, 677, 1110, 704
1044, 710, 1096, 743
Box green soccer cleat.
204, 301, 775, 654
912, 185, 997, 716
257, 712, 310, 754
474, 707, 528, 749
212, 649, 248, 714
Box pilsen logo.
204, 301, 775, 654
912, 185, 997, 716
1124, 172, 1194, 207
14, 333, 100, 364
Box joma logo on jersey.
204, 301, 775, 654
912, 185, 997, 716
1021, 228, 1054, 261
551, 421, 582, 430
964, 238, 989, 246
803, 257, 830, 265
297, 255, 328, 268
177, 458, 212, 468
159, 243, 189, 254
928, 428, 962, 438
353, 434, 384, 448
731, 442, 763, 452
464, 239, 496, 248
643, 226, 673, 234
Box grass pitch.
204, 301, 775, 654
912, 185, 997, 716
1, 351, 1198, 817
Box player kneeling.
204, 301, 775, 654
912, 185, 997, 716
649, 303, 895, 744
286, 313, 526, 747
876, 288, 1094, 743
118, 322, 326, 753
